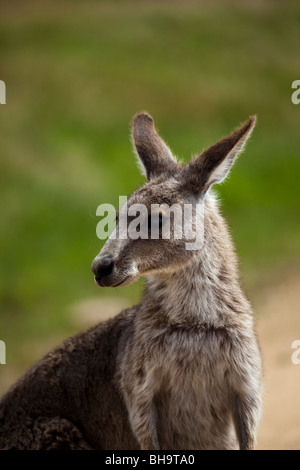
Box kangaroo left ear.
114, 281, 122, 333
181, 116, 257, 194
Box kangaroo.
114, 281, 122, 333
0, 113, 263, 450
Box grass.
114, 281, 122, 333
0, 0, 299, 375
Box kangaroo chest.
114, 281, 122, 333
152, 328, 238, 449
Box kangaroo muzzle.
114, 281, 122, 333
91, 255, 115, 287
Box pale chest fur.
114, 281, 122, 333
121, 324, 243, 450
164, 330, 239, 449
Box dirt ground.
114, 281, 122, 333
254, 274, 300, 450
1, 274, 300, 449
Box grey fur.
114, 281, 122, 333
0, 113, 262, 450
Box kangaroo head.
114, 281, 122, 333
91, 112, 256, 287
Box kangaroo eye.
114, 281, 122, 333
148, 212, 164, 231
158, 213, 163, 229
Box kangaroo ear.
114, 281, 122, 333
182, 116, 257, 194
131, 112, 178, 180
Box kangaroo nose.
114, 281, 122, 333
92, 256, 114, 283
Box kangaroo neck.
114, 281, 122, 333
142, 199, 249, 327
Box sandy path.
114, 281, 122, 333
255, 275, 300, 449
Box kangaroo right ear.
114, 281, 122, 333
131, 112, 178, 180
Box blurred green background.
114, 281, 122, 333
0, 0, 299, 424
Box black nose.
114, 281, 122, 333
92, 256, 114, 282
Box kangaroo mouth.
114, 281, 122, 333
94, 275, 129, 288
112, 276, 129, 287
